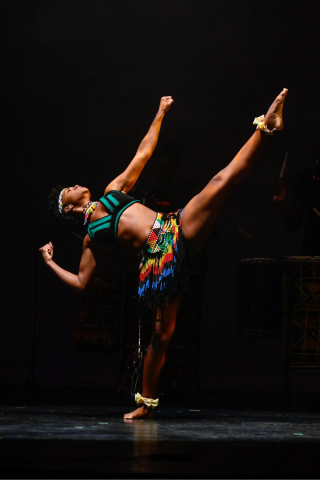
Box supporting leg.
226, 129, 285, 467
124, 293, 182, 419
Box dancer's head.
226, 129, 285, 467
48, 184, 91, 231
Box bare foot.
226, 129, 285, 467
123, 405, 153, 420
264, 88, 288, 131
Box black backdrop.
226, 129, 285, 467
1, 0, 320, 406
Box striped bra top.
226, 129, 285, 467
87, 190, 140, 247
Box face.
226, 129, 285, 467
62, 185, 91, 213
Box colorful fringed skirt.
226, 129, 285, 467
138, 209, 188, 312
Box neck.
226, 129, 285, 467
71, 199, 91, 215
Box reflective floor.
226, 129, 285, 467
1, 405, 320, 478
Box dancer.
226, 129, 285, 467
40, 89, 288, 419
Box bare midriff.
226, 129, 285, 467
117, 203, 157, 252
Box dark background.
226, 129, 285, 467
1, 0, 320, 407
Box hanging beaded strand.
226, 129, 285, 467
83, 201, 98, 225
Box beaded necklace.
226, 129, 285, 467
83, 201, 98, 225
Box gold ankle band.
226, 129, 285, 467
135, 392, 159, 409
253, 115, 275, 135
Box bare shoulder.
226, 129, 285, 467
83, 234, 93, 251
82, 234, 100, 262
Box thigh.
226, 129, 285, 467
180, 176, 232, 257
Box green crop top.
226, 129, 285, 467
87, 190, 140, 247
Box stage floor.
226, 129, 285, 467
1, 405, 320, 478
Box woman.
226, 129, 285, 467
40, 89, 288, 419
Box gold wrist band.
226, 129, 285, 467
253, 115, 275, 135
135, 392, 159, 409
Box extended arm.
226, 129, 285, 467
39, 237, 97, 293
106, 96, 174, 194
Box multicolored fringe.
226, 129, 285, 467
138, 209, 187, 313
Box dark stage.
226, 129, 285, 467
1, 404, 320, 478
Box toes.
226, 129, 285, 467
279, 88, 288, 99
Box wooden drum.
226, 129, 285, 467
283, 256, 320, 366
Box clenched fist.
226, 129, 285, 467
159, 96, 174, 114
39, 242, 54, 264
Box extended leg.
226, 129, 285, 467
124, 293, 182, 419
181, 88, 288, 257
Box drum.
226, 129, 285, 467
283, 257, 320, 366
237, 258, 282, 337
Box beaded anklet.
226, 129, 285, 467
135, 392, 159, 409
253, 115, 276, 135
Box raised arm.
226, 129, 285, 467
39, 236, 97, 293
106, 96, 174, 194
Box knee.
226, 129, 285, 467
151, 331, 172, 350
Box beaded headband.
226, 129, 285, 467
58, 188, 66, 214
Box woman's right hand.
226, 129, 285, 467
158, 96, 174, 114
39, 242, 54, 264
274, 178, 286, 202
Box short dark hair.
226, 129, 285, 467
48, 184, 85, 234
